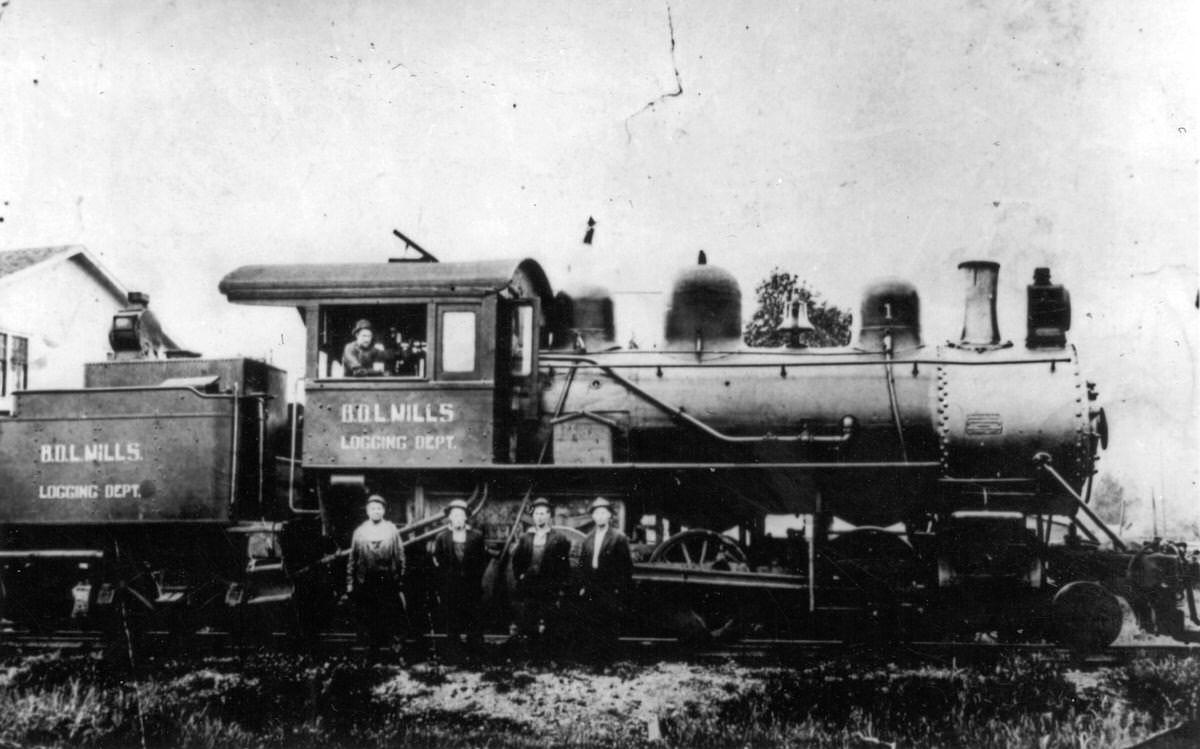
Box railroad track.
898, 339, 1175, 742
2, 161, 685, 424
4, 627, 1198, 669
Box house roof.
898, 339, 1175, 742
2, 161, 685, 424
0, 245, 184, 351
0, 245, 128, 301
0, 245, 76, 279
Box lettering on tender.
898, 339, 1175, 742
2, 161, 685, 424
37, 484, 144, 500
38, 442, 143, 463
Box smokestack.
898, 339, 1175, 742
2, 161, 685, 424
957, 261, 1001, 347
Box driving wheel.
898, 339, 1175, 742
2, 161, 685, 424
649, 530, 747, 645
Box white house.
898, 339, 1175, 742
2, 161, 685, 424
0, 245, 177, 413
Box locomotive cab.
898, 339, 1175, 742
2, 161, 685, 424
220, 258, 553, 550
221, 258, 551, 471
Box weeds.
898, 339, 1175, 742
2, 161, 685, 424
1101, 656, 1200, 726
1, 650, 1197, 747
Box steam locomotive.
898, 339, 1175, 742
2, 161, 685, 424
1, 251, 1195, 650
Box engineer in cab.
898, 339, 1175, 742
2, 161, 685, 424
342, 319, 392, 376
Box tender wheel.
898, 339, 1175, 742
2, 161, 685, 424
1051, 581, 1123, 650
648, 530, 747, 569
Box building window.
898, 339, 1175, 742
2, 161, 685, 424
12, 336, 27, 391
1, 333, 28, 396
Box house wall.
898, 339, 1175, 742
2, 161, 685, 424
0, 255, 126, 412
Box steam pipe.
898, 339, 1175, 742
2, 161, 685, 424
399, 483, 487, 541
542, 354, 857, 445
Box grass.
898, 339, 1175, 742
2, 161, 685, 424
0, 650, 1197, 748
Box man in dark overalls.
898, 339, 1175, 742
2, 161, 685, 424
430, 498, 487, 655
510, 497, 572, 651
345, 494, 406, 658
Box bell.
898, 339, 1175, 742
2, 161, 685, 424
780, 293, 814, 346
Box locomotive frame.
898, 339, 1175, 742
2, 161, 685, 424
1, 252, 1196, 651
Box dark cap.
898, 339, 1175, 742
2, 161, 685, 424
353, 319, 373, 334
588, 496, 612, 512
366, 494, 386, 507
530, 497, 552, 510
445, 499, 470, 515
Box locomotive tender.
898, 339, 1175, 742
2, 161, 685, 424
1, 251, 1196, 649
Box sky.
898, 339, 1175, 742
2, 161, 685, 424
1, 0, 1196, 534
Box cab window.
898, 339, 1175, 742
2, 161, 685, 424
317, 304, 427, 379
439, 310, 477, 374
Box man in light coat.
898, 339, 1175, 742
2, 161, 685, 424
576, 497, 632, 658
346, 494, 406, 656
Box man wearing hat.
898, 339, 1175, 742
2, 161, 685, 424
342, 319, 391, 377
577, 497, 633, 657
431, 498, 487, 654
346, 494, 406, 656
509, 497, 573, 647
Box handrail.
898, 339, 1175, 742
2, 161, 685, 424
882, 335, 909, 461
256, 393, 266, 517
540, 353, 1073, 368
286, 378, 317, 515
229, 383, 240, 511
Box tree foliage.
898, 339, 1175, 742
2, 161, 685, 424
743, 268, 853, 348
1090, 473, 1131, 530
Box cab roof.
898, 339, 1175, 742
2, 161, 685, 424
219, 258, 552, 305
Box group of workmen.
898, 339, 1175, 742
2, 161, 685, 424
345, 493, 633, 659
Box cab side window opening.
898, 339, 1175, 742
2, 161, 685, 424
511, 304, 533, 376
317, 305, 427, 379
440, 310, 477, 373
